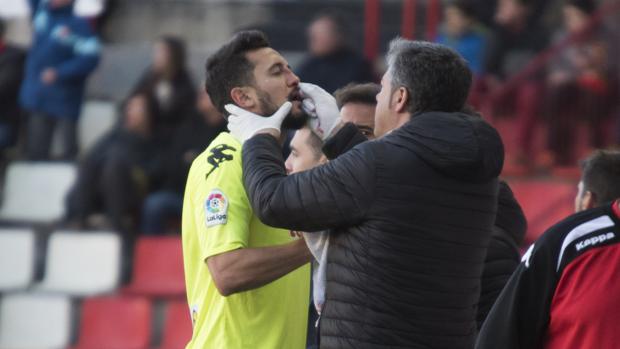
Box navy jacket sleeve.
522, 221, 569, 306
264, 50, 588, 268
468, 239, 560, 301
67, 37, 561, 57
55, 21, 101, 82
476, 238, 557, 349
242, 133, 376, 232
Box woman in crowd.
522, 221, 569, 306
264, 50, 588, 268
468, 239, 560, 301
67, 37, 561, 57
130, 35, 196, 143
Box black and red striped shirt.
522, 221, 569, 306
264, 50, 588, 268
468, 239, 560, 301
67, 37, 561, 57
476, 200, 620, 349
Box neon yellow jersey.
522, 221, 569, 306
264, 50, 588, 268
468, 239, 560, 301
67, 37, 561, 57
181, 132, 310, 349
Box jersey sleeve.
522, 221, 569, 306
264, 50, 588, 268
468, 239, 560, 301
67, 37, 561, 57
186, 143, 252, 262
476, 238, 558, 349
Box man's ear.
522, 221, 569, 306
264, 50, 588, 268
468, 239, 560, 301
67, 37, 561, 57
393, 87, 409, 114
581, 190, 597, 211
230, 87, 256, 109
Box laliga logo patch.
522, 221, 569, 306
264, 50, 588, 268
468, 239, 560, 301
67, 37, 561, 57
205, 189, 228, 227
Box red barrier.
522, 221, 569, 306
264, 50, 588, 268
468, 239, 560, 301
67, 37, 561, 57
426, 0, 440, 41
364, 0, 381, 61
401, 0, 417, 39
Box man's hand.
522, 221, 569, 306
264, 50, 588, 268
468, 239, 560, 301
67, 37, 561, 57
225, 102, 292, 144
41, 68, 57, 85
300, 82, 341, 140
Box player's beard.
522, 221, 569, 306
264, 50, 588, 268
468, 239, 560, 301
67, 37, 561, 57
257, 90, 309, 131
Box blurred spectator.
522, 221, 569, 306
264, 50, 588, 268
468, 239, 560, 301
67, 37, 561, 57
0, 18, 26, 152
437, 1, 488, 76
64, 93, 158, 234
20, 0, 101, 161
130, 35, 196, 143
482, 0, 549, 165
141, 88, 226, 236
470, 0, 548, 28
545, 0, 616, 166
296, 11, 374, 94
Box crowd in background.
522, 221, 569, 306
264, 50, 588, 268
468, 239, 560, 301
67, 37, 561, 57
0, 0, 618, 238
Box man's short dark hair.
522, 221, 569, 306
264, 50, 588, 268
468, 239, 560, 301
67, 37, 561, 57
386, 39, 472, 115
205, 30, 270, 116
311, 10, 350, 42
581, 150, 620, 205
334, 83, 380, 109
447, 0, 477, 19
306, 129, 324, 160
565, 0, 596, 14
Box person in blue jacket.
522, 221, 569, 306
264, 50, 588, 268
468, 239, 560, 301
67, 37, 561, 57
20, 0, 101, 161
436, 1, 488, 76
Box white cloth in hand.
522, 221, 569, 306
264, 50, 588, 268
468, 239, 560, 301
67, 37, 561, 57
300, 82, 341, 140
225, 102, 292, 144
303, 231, 330, 314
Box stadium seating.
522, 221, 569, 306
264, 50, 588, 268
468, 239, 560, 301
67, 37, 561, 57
123, 236, 185, 298
0, 293, 72, 349
71, 296, 152, 349
78, 100, 117, 155
157, 300, 193, 349
0, 228, 35, 291
0, 162, 76, 224
36, 231, 121, 296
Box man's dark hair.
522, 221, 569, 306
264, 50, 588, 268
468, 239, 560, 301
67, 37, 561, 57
305, 129, 324, 160
565, 0, 596, 14
580, 150, 620, 205
335, 83, 380, 109
447, 0, 477, 19
311, 10, 350, 43
386, 39, 472, 115
205, 30, 270, 116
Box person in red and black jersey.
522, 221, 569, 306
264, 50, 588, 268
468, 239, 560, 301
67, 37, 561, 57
476, 149, 620, 349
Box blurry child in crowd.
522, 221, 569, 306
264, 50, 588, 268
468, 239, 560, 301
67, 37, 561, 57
437, 1, 487, 76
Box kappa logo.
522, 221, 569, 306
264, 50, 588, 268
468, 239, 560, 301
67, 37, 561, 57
206, 144, 236, 178
205, 190, 228, 227
575, 232, 616, 252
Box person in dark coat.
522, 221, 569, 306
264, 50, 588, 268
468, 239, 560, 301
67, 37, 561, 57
64, 92, 158, 235
477, 181, 527, 328
227, 39, 505, 349
130, 35, 196, 143
20, 0, 101, 161
296, 11, 374, 94
140, 88, 226, 235
322, 112, 527, 331
0, 18, 26, 151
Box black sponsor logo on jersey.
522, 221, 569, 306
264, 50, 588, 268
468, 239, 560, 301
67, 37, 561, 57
206, 144, 236, 179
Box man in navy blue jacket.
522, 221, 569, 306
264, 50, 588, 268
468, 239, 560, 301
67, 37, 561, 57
20, 0, 100, 160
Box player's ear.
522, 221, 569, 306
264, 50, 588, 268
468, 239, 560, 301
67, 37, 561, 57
581, 190, 596, 210
392, 86, 409, 113
230, 87, 257, 109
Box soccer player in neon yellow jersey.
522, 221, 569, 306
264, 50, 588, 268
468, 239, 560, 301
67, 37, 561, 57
181, 30, 311, 348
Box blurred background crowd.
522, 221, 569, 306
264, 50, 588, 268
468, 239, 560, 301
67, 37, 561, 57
0, 0, 618, 348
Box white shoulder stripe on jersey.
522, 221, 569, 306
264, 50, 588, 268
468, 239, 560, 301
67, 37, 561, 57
556, 215, 615, 271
